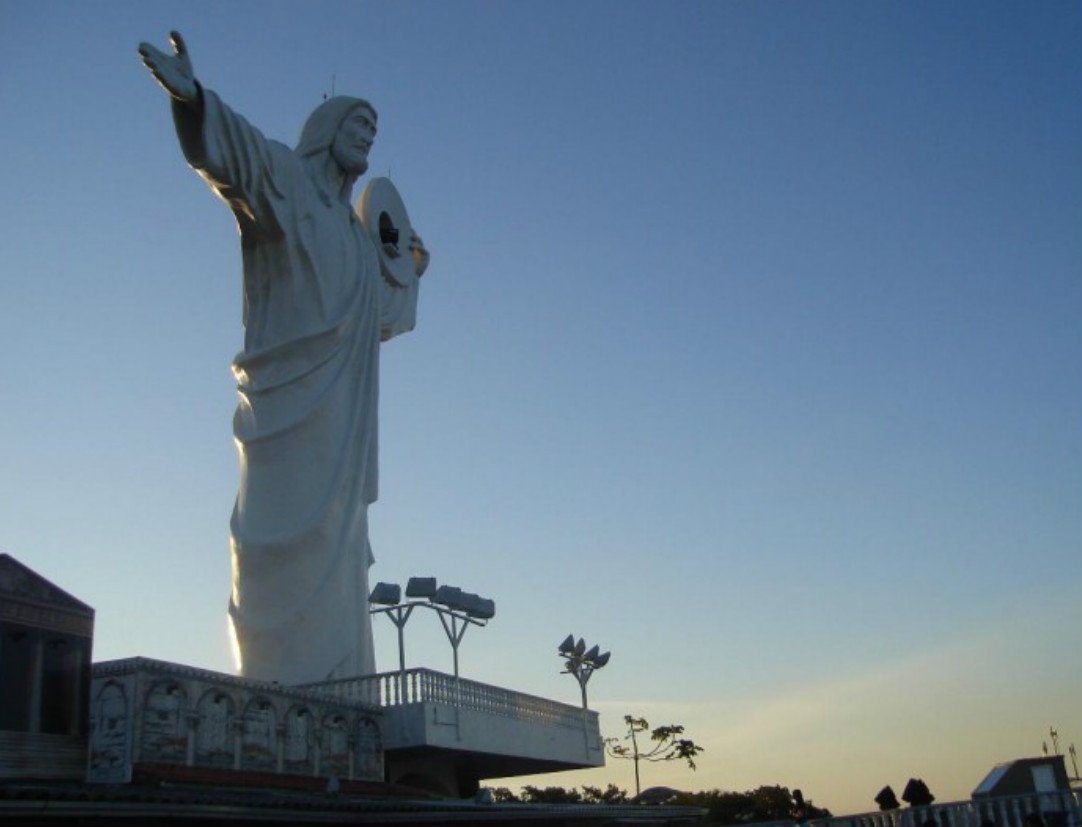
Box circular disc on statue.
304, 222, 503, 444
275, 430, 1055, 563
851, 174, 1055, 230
357, 177, 417, 289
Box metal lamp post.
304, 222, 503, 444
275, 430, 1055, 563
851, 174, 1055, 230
369, 577, 495, 696
558, 634, 610, 710
558, 634, 610, 756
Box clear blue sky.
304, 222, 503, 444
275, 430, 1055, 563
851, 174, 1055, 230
1, 0, 1079, 813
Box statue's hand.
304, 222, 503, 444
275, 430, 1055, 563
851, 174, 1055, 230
409, 233, 430, 277
138, 31, 198, 103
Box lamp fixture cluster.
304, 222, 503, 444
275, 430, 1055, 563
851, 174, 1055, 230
558, 634, 610, 711
369, 576, 495, 679
370, 577, 495, 620
558, 635, 610, 669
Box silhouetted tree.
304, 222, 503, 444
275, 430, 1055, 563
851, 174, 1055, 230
672, 786, 831, 824
902, 778, 935, 807
581, 784, 630, 804
491, 787, 520, 802
875, 785, 901, 811
520, 785, 583, 804
605, 714, 704, 796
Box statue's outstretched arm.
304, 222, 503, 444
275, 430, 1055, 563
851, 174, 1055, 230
138, 31, 199, 106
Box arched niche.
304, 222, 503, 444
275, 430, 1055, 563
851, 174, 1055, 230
355, 716, 383, 781
240, 697, 276, 771
194, 689, 235, 767
141, 681, 188, 763
283, 705, 313, 775
89, 680, 128, 771
321, 713, 350, 778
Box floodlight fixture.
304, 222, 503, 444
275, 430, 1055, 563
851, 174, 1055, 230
558, 633, 610, 712
434, 585, 466, 611
369, 582, 402, 606
405, 577, 437, 599
459, 592, 480, 614
467, 597, 495, 620
371, 576, 495, 680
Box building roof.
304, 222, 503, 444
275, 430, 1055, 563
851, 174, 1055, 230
0, 553, 94, 637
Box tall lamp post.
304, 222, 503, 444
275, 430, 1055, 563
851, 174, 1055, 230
558, 634, 610, 756
558, 635, 610, 710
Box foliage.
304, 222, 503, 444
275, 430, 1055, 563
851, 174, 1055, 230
520, 785, 583, 804
486, 782, 830, 824
901, 778, 935, 807
581, 783, 630, 804
671, 785, 831, 824
604, 714, 705, 795
875, 785, 901, 811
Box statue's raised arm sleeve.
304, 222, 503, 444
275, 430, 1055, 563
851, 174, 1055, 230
171, 86, 292, 236
379, 279, 419, 342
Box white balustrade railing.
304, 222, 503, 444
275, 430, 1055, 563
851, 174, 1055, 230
808, 791, 1081, 827
306, 668, 599, 731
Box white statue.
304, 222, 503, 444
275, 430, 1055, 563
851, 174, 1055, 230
138, 32, 430, 684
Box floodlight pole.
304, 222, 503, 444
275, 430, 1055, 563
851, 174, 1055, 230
434, 606, 483, 679
558, 638, 610, 757
369, 603, 415, 702
370, 586, 492, 682
563, 660, 595, 710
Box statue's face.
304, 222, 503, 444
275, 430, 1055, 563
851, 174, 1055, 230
331, 107, 377, 176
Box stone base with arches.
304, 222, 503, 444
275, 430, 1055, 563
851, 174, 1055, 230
87, 657, 383, 784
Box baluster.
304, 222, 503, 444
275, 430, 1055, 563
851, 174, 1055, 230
1010, 798, 1023, 827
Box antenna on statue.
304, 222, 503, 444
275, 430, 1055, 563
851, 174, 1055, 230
322, 72, 336, 101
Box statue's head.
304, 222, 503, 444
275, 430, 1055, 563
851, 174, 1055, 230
296, 96, 378, 176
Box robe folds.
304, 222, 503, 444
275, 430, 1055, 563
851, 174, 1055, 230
173, 89, 418, 684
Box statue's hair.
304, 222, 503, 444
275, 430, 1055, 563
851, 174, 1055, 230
295, 96, 377, 158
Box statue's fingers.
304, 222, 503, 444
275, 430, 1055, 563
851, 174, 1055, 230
137, 41, 165, 64
169, 30, 188, 58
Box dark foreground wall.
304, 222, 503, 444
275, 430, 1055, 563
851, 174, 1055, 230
0, 780, 706, 826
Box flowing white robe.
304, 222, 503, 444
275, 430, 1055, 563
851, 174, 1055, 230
173, 89, 418, 684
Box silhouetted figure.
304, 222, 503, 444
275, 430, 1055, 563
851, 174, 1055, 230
875, 786, 901, 811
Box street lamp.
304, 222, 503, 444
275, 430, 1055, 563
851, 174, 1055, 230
369, 577, 495, 683
558, 634, 610, 710
559, 634, 609, 757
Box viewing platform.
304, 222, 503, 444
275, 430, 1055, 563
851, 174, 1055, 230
305, 668, 604, 795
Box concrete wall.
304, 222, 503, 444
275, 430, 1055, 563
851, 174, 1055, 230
384, 701, 603, 766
